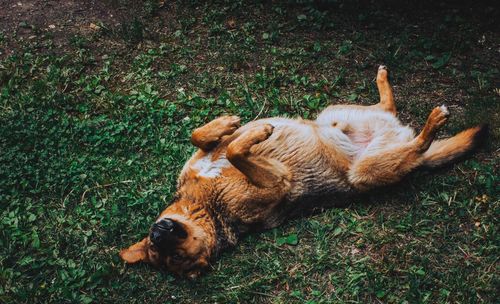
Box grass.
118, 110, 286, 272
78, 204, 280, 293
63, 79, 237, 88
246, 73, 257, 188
0, 1, 498, 303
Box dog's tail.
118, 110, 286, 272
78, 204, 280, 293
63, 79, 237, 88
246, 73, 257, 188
422, 124, 488, 168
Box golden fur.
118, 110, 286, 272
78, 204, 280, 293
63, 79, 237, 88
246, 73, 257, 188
120, 66, 486, 278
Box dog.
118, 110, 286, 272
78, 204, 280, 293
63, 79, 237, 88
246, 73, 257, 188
119, 66, 486, 278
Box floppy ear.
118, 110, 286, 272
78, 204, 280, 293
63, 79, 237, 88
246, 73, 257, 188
119, 237, 149, 264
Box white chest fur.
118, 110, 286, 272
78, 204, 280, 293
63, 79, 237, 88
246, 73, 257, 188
191, 153, 231, 178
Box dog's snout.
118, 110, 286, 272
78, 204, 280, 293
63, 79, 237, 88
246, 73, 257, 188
150, 220, 171, 244
149, 218, 181, 249
150, 228, 162, 245
156, 219, 175, 231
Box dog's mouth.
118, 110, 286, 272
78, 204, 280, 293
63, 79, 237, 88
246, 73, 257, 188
149, 247, 203, 278
147, 219, 207, 277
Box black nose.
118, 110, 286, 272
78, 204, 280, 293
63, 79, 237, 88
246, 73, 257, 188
155, 218, 175, 233
150, 219, 175, 246
150, 229, 162, 244
149, 218, 188, 254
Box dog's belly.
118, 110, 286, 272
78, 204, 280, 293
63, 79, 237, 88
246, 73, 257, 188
315, 107, 415, 160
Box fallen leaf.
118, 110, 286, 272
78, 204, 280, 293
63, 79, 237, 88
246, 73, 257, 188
227, 18, 236, 29
89, 23, 100, 30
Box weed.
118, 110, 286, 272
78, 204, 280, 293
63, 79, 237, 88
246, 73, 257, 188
120, 18, 144, 44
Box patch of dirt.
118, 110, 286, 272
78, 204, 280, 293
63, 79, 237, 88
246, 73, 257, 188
1, 1, 102, 53
0, 0, 173, 59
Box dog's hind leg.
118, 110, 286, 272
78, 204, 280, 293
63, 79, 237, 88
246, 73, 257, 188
227, 124, 290, 189
316, 65, 396, 125
348, 105, 449, 190
374, 65, 396, 114
191, 116, 241, 151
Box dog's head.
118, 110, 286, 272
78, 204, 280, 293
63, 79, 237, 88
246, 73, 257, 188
119, 201, 214, 278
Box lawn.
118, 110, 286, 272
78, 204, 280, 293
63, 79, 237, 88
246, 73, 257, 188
0, 1, 498, 303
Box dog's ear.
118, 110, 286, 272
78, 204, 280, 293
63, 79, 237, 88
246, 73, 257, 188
119, 237, 149, 264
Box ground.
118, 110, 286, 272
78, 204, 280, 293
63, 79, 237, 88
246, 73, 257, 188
0, 1, 499, 303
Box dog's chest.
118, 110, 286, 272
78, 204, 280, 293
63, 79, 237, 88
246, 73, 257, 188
190, 153, 231, 178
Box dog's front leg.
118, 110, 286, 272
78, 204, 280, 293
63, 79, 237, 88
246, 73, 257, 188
227, 124, 290, 188
191, 116, 241, 151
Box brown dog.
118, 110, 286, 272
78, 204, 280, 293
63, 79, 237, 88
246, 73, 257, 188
120, 66, 485, 278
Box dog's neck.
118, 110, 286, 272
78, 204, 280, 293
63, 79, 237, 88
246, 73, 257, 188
166, 190, 241, 259
204, 200, 241, 256
175, 175, 246, 256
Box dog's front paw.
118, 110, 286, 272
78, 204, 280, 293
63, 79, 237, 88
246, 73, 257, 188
213, 115, 241, 135
251, 123, 274, 144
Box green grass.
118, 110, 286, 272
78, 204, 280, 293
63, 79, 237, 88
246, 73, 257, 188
0, 1, 498, 303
